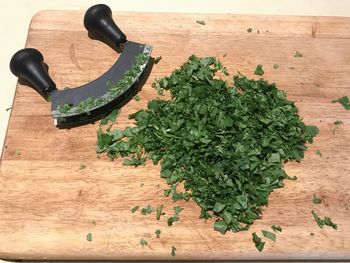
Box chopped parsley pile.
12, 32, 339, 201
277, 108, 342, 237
97, 55, 318, 235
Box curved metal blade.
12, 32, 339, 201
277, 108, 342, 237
50, 41, 152, 128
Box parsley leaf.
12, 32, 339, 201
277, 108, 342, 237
261, 230, 276, 242
156, 204, 165, 220
335, 120, 343, 125
311, 211, 337, 229
332, 96, 350, 110
131, 205, 139, 213
196, 20, 205, 25
140, 238, 147, 247
312, 194, 322, 204
86, 233, 92, 241
315, 150, 322, 158
254, 64, 264, 75
167, 206, 183, 226
311, 210, 324, 228
295, 51, 303, 57
171, 246, 177, 256
247, 27, 253, 33
271, 225, 282, 232
273, 64, 279, 69
252, 233, 265, 252
134, 95, 141, 101
100, 108, 120, 125
141, 205, 154, 215
155, 229, 161, 238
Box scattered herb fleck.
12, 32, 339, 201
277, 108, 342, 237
100, 108, 120, 126
335, 120, 343, 125
134, 95, 141, 101
311, 211, 337, 229
131, 205, 139, 213
310, 232, 315, 236
5, 107, 12, 111
80, 164, 86, 170
155, 229, 161, 238
140, 238, 147, 247
154, 56, 162, 64
271, 225, 282, 232
332, 96, 350, 110
156, 204, 165, 220
252, 232, 265, 252
140, 183, 144, 187
312, 194, 322, 204
254, 64, 264, 75
141, 205, 154, 215
92, 220, 96, 225
289, 66, 295, 70
196, 20, 206, 25
247, 27, 253, 33
86, 233, 92, 241
167, 206, 183, 226
171, 246, 177, 256
315, 150, 322, 158
223, 53, 227, 57
295, 51, 303, 57
261, 230, 276, 242
15, 149, 21, 156
273, 64, 279, 69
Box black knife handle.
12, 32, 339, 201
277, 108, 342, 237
84, 4, 127, 51
10, 48, 56, 99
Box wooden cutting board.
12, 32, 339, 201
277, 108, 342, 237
1, 10, 350, 260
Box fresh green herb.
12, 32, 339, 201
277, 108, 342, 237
5, 107, 12, 111
92, 220, 96, 225
140, 238, 147, 247
252, 233, 265, 252
155, 229, 161, 238
196, 20, 206, 25
271, 225, 282, 232
335, 120, 343, 125
312, 194, 322, 204
247, 27, 253, 33
315, 150, 322, 158
154, 56, 162, 64
167, 206, 183, 226
261, 230, 276, 242
311, 211, 337, 229
55, 52, 150, 117
214, 220, 228, 234
80, 164, 86, 170
295, 51, 303, 57
134, 95, 141, 101
141, 205, 154, 215
86, 233, 92, 241
311, 210, 324, 228
97, 55, 318, 233
323, 217, 337, 230
273, 64, 279, 69
332, 96, 350, 110
171, 246, 177, 256
156, 204, 165, 220
254, 64, 264, 75
131, 205, 139, 213
100, 108, 120, 125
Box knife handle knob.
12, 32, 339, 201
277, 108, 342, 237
10, 48, 56, 100
84, 4, 127, 51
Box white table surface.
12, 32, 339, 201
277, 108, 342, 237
1, 0, 350, 155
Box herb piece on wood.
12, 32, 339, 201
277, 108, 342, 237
332, 96, 350, 110
131, 206, 139, 213
171, 246, 177, 256
312, 194, 322, 204
252, 233, 265, 252
156, 204, 165, 220
316, 150, 322, 158
86, 233, 92, 241
155, 229, 161, 238
271, 225, 282, 232
247, 27, 253, 33
254, 64, 264, 75
295, 51, 303, 57
141, 205, 154, 215
196, 20, 206, 25
80, 164, 86, 170
140, 238, 147, 247
273, 64, 279, 69
261, 230, 276, 242
134, 95, 141, 101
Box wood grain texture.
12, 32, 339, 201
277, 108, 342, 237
1, 11, 350, 260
